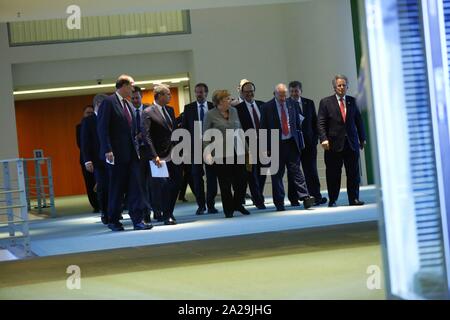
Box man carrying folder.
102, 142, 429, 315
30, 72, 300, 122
141, 84, 181, 225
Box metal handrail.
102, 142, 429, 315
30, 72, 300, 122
0, 158, 31, 257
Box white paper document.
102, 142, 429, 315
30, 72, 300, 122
150, 160, 169, 178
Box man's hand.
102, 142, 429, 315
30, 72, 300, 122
205, 154, 214, 165
360, 141, 366, 150
153, 156, 162, 168
321, 140, 330, 151
105, 152, 114, 163
85, 161, 94, 173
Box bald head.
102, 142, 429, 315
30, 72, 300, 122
274, 83, 288, 104
115, 74, 135, 98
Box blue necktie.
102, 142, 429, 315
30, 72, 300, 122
199, 104, 205, 122
135, 109, 141, 134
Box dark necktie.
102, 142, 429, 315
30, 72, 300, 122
280, 103, 289, 136
135, 109, 141, 134
162, 106, 173, 130
250, 103, 260, 129
122, 99, 132, 127
199, 104, 205, 122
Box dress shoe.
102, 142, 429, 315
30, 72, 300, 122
207, 207, 219, 214
256, 204, 267, 210
100, 214, 109, 225
350, 199, 365, 206
153, 211, 163, 220
290, 201, 300, 207
314, 197, 328, 206
143, 212, 151, 224
164, 218, 177, 225
108, 223, 124, 232
276, 206, 286, 212
224, 212, 234, 218
328, 201, 337, 208
235, 206, 251, 215
134, 222, 153, 230
196, 207, 206, 215
302, 196, 316, 209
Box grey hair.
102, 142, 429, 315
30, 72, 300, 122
273, 83, 287, 94
93, 93, 108, 108
332, 75, 349, 89
153, 84, 170, 99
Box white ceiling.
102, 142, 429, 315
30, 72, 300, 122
0, 0, 308, 22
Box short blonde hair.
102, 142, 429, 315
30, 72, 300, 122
212, 90, 231, 106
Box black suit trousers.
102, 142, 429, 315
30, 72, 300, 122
324, 139, 360, 203
214, 162, 246, 215
191, 163, 217, 210
288, 145, 322, 202
81, 164, 98, 211
138, 150, 153, 213
246, 162, 266, 206
272, 139, 309, 208
150, 161, 182, 219
107, 159, 145, 225
93, 163, 109, 215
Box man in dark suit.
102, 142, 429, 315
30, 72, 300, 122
141, 84, 181, 225
287, 81, 327, 206
182, 83, 218, 215
235, 81, 266, 210
176, 112, 195, 204
130, 86, 155, 223
318, 75, 366, 207
76, 105, 98, 213
260, 83, 315, 211
80, 94, 109, 224
97, 74, 153, 231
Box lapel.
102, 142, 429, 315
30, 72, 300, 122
114, 94, 133, 125
300, 98, 307, 116
345, 97, 352, 121
192, 103, 200, 122
152, 104, 171, 131
287, 100, 296, 130
242, 102, 255, 129
272, 99, 281, 129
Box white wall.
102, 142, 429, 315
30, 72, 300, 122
0, 26, 19, 159
283, 0, 358, 102
0, 0, 358, 166
283, 0, 358, 188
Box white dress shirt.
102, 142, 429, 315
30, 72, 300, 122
245, 100, 261, 128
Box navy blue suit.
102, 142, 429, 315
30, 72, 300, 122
235, 100, 266, 207
318, 94, 366, 203
260, 98, 310, 209
80, 114, 108, 215
182, 101, 217, 211
97, 93, 145, 226
76, 123, 98, 211
287, 97, 323, 203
